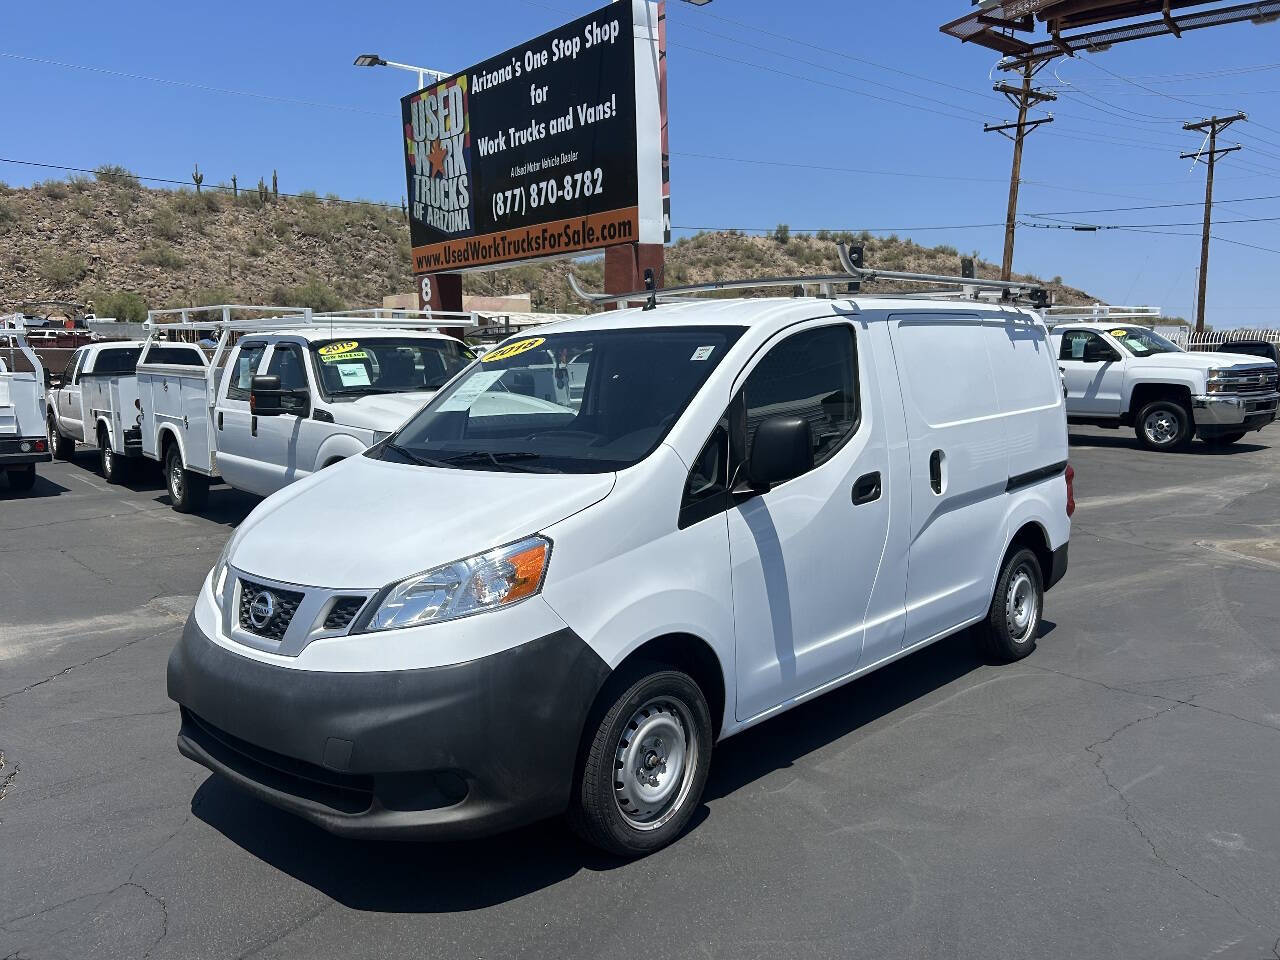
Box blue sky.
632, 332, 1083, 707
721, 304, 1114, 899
3, 0, 1279, 326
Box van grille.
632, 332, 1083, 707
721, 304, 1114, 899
237, 579, 304, 642
323, 596, 367, 632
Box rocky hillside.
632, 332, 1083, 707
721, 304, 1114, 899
0, 171, 1100, 319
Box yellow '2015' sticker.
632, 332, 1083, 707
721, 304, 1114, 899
318, 340, 360, 357
1109, 330, 1129, 338
481, 337, 546, 363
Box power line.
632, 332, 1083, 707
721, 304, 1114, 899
0, 157, 402, 209
1026, 193, 1280, 217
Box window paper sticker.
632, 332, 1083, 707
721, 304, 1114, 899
336, 363, 371, 386
437, 370, 505, 411
691, 345, 716, 361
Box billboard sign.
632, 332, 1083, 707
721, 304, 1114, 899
402, 0, 664, 273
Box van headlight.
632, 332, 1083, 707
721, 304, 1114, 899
357, 535, 551, 632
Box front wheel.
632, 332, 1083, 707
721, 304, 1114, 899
6, 465, 36, 491
978, 547, 1044, 663
48, 415, 73, 460
569, 665, 713, 858
165, 444, 208, 513
1135, 399, 1191, 452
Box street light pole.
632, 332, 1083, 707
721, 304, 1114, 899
352, 54, 451, 89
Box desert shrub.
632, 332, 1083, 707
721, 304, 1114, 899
90, 290, 149, 324
245, 233, 267, 257
182, 287, 236, 311
95, 164, 140, 189
170, 188, 221, 215
70, 193, 96, 219
139, 242, 184, 269
772, 223, 790, 244
67, 175, 93, 193
271, 217, 292, 238
152, 207, 180, 240
42, 179, 69, 200
269, 277, 344, 313
0, 199, 14, 228
39, 252, 88, 285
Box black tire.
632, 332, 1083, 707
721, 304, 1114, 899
978, 547, 1044, 663
6, 465, 36, 491
98, 427, 128, 484
1135, 399, 1192, 452
1202, 431, 1246, 446
569, 663, 713, 858
165, 443, 208, 513
47, 414, 73, 460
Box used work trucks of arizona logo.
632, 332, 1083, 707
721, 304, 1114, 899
405, 76, 473, 235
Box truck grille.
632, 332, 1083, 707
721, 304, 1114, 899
1214, 368, 1279, 396
238, 579, 304, 642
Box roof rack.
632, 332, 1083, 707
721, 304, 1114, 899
143, 304, 483, 333
568, 242, 1046, 308
1042, 305, 1161, 324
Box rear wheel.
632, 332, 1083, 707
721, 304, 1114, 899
978, 547, 1043, 662
99, 428, 128, 484
1202, 431, 1246, 446
569, 664, 713, 858
1135, 399, 1192, 452
165, 443, 208, 513
47, 414, 73, 460
6, 465, 36, 491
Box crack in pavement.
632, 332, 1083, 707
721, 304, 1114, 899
0, 752, 17, 816
234, 901, 335, 959
0, 621, 182, 707
1083, 703, 1269, 930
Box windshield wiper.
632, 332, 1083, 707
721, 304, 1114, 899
439, 451, 558, 473
384, 442, 454, 468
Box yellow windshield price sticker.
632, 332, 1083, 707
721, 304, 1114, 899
321, 350, 368, 363
1109, 329, 1128, 337
318, 340, 360, 357
481, 336, 546, 363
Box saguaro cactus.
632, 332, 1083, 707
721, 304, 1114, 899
192, 162, 204, 193
272, 169, 278, 198
231, 174, 238, 197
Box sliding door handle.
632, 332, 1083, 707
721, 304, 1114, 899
851, 471, 882, 505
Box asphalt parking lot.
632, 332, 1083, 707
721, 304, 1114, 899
2, 429, 1279, 960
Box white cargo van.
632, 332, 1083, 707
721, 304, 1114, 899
137, 307, 477, 511
168, 273, 1073, 856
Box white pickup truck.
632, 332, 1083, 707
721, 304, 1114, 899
1, 330, 52, 491
1050, 321, 1279, 450
139, 309, 476, 512
46, 340, 206, 482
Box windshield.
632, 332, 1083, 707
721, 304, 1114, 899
381, 326, 745, 474
1107, 326, 1182, 357
91, 347, 144, 375
310, 337, 475, 397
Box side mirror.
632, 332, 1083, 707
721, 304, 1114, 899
745, 416, 814, 492
1082, 342, 1116, 363
250, 374, 310, 418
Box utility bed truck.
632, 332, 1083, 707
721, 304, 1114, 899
45, 340, 204, 482
1, 330, 52, 491
139, 306, 478, 512
1047, 309, 1279, 450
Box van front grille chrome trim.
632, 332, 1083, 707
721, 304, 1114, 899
225, 566, 376, 656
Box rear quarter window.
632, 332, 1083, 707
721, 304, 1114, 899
144, 345, 205, 366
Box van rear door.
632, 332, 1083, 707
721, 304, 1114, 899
887, 313, 1011, 646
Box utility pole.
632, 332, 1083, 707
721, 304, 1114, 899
985, 63, 1055, 281
1180, 113, 1245, 334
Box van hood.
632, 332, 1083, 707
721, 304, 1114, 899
330, 392, 434, 431
230, 453, 616, 589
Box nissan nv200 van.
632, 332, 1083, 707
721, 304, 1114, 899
168, 295, 1073, 856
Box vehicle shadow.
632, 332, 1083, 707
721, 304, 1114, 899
149, 487, 261, 528
2, 471, 71, 498
192, 624, 1022, 911
1068, 431, 1267, 454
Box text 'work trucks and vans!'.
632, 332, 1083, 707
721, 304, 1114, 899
137, 309, 476, 512
167, 279, 1074, 857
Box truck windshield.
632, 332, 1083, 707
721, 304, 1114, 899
310, 337, 475, 397
1108, 327, 1182, 357
381, 326, 745, 474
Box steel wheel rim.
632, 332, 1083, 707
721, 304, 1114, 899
103, 446, 113, 474
1144, 410, 1178, 445
613, 697, 698, 831
169, 458, 183, 499
48, 420, 57, 451
1006, 566, 1038, 644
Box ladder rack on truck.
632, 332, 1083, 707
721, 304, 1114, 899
138, 305, 482, 512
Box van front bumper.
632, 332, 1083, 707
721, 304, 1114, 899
1191, 392, 1278, 434
168, 614, 610, 840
